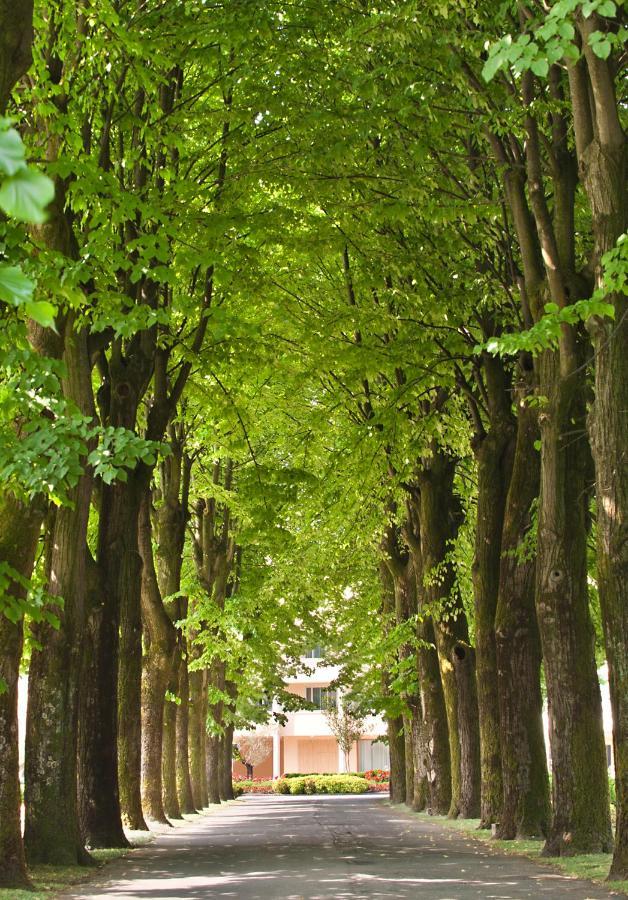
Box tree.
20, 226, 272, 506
325, 700, 365, 774
236, 733, 273, 780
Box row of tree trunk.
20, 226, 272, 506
382, 368, 616, 862
0, 7, 235, 887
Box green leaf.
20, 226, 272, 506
0, 128, 26, 176
596, 0, 616, 16
25, 300, 57, 329
591, 36, 611, 59
531, 58, 549, 77
0, 169, 55, 223
0, 265, 35, 306
481, 53, 503, 82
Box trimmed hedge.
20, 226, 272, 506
273, 774, 370, 795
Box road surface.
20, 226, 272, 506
61, 794, 621, 899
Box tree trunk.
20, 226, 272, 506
175, 651, 196, 813
200, 672, 210, 806
419, 449, 480, 819
161, 647, 182, 819
573, 60, 627, 876
495, 378, 550, 840
405, 506, 451, 816
78, 554, 129, 849
387, 543, 418, 809
0, 496, 42, 888
113, 473, 148, 832
402, 712, 415, 807
206, 658, 224, 805
590, 294, 628, 877
416, 616, 451, 815
536, 350, 612, 855
471, 355, 514, 827
452, 643, 481, 820
24, 324, 95, 866
0, 5, 37, 886
409, 700, 427, 812
0, 0, 33, 111
206, 734, 222, 805
188, 667, 206, 809
220, 726, 235, 801
138, 493, 177, 825
162, 671, 182, 820
387, 716, 406, 805
154, 442, 191, 822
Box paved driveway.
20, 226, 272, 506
61, 794, 621, 899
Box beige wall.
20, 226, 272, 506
282, 736, 338, 774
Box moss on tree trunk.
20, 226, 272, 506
495, 383, 549, 840
536, 350, 612, 855
419, 449, 480, 819
470, 355, 515, 827
0, 496, 42, 888
175, 651, 196, 813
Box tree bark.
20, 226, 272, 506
0, 0, 33, 111
138, 493, 177, 825
114, 473, 149, 831
416, 616, 451, 815
0, 496, 42, 888
404, 496, 452, 816
24, 323, 95, 866
154, 442, 192, 819
569, 37, 627, 875
220, 723, 235, 802
206, 657, 225, 804
78, 553, 129, 849
188, 666, 206, 809
162, 671, 182, 820
387, 715, 406, 805
418, 448, 480, 818
175, 650, 196, 813
206, 733, 222, 805
495, 378, 550, 839
0, 4, 37, 886
536, 348, 612, 855
470, 355, 515, 827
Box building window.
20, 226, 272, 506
305, 686, 337, 710
358, 739, 390, 771
304, 645, 325, 659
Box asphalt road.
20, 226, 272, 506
61, 794, 621, 899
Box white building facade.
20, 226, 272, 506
233, 650, 389, 779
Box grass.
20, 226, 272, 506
403, 808, 628, 897
0, 808, 226, 899
0, 847, 132, 900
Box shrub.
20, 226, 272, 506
367, 781, 390, 793
278, 774, 369, 795
233, 779, 276, 794
314, 775, 369, 794
364, 768, 389, 783
273, 778, 291, 794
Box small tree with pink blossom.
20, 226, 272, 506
236, 733, 272, 779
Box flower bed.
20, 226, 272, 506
273, 775, 370, 795
363, 768, 389, 783
232, 773, 390, 795
233, 779, 275, 795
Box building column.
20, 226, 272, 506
273, 731, 281, 779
